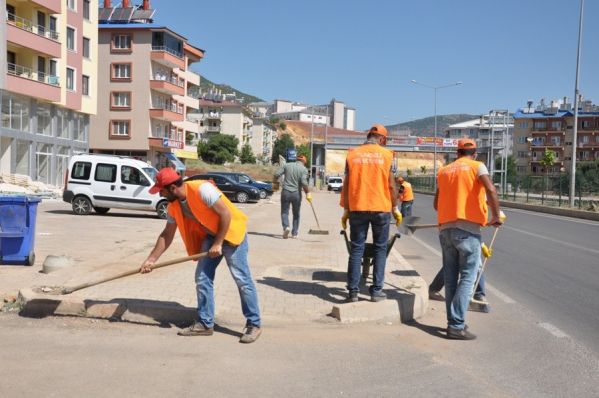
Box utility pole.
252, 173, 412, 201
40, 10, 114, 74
569, 0, 584, 207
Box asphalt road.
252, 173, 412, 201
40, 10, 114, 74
404, 193, 599, 355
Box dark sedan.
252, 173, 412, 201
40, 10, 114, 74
212, 172, 273, 199
185, 173, 261, 203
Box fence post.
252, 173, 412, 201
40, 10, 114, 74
578, 185, 582, 209
541, 175, 545, 205
526, 176, 530, 203
558, 175, 562, 207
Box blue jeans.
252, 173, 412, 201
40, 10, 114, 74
400, 201, 413, 218
347, 212, 391, 294
439, 228, 482, 330
195, 235, 261, 328
429, 266, 486, 298
281, 190, 301, 236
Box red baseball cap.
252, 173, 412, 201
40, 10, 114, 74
149, 168, 181, 194
458, 138, 477, 149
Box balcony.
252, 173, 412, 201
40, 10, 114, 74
150, 78, 185, 96
31, 0, 61, 13
151, 46, 185, 69
6, 14, 61, 57
205, 125, 221, 133
5, 63, 60, 102
149, 103, 184, 122
205, 112, 221, 121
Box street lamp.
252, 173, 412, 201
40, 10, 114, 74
411, 79, 463, 190
570, 0, 585, 207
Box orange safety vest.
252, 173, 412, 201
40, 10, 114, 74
399, 181, 414, 202
346, 144, 393, 212
168, 180, 248, 255
437, 157, 488, 226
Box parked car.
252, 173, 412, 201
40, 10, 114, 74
62, 154, 167, 218
213, 172, 273, 199
185, 173, 261, 203
327, 176, 343, 192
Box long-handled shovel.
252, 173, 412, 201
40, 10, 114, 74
308, 201, 329, 235
37, 252, 208, 295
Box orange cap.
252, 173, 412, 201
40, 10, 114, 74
458, 138, 477, 149
297, 155, 307, 163
398, 176, 405, 183
149, 168, 180, 194
369, 124, 388, 137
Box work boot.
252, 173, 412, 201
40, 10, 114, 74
429, 289, 444, 301
283, 227, 290, 239
347, 291, 358, 303
177, 322, 214, 336
239, 325, 262, 344
370, 290, 387, 302
447, 326, 477, 340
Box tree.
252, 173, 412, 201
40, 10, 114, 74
296, 143, 311, 167
539, 149, 556, 199
198, 134, 239, 165
239, 144, 256, 164
420, 165, 427, 175
279, 122, 287, 131
406, 168, 413, 177
271, 133, 295, 164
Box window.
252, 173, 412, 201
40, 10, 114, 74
121, 166, 149, 186
71, 162, 91, 180
550, 121, 561, 130
517, 151, 528, 158
82, 75, 90, 96
1, 93, 30, 132
517, 122, 529, 129
111, 120, 130, 136
83, 37, 90, 58
113, 34, 132, 51
36, 103, 52, 136
83, 0, 90, 20
551, 136, 561, 146
111, 92, 131, 109
112, 63, 131, 80
518, 136, 527, 144
95, 163, 117, 183
580, 135, 590, 144
6, 4, 15, 21
57, 108, 69, 138
517, 166, 527, 173
582, 120, 593, 129
66, 68, 75, 90
67, 0, 76, 10
67, 27, 75, 51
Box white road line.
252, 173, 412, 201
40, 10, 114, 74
502, 225, 599, 255
409, 235, 442, 257
505, 207, 599, 226
486, 284, 516, 304
538, 322, 570, 338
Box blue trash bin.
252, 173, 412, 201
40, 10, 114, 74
0, 196, 41, 266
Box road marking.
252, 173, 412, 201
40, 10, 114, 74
502, 225, 599, 255
486, 284, 516, 304
409, 235, 442, 257
538, 322, 570, 338
505, 208, 599, 226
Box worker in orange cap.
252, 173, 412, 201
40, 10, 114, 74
397, 176, 414, 217
434, 138, 502, 340
341, 124, 402, 303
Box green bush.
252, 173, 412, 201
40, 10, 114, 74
198, 134, 239, 165
240, 144, 256, 164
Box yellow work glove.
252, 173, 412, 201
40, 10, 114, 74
499, 210, 507, 223
341, 209, 349, 230
392, 206, 403, 226
306, 193, 313, 203
481, 243, 493, 258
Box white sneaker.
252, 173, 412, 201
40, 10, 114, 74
283, 227, 290, 239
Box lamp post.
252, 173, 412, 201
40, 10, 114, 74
569, 0, 585, 207
411, 80, 462, 190
526, 136, 534, 202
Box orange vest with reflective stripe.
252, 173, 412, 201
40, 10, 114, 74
167, 180, 248, 255
437, 157, 487, 226
346, 144, 393, 212
400, 181, 414, 202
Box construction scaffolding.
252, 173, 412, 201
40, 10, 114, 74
487, 110, 512, 196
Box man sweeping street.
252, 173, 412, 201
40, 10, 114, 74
397, 176, 414, 217
140, 168, 262, 343
435, 138, 502, 340
274, 151, 312, 239
341, 124, 402, 302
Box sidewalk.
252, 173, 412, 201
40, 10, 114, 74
5, 192, 427, 326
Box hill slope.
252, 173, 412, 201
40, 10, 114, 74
387, 114, 477, 136
199, 76, 264, 104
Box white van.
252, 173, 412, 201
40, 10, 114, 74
62, 154, 168, 218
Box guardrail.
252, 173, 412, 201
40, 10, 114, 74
7, 62, 60, 86
151, 45, 183, 59
7, 13, 59, 41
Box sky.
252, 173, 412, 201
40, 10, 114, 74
150, 0, 599, 130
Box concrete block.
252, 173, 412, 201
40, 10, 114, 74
85, 301, 125, 319
18, 288, 84, 317
331, 300, 401, 323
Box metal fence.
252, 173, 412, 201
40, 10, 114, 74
407, 174, 599, 210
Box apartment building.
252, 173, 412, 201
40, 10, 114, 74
0, 0, 98, 186
513, 98, 599, 175
89, 0, 203, 170
265, 98, 356, 130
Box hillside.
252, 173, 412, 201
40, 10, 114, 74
387, 114, 477, 136
199, 76, 264, 104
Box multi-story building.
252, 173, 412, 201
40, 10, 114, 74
0, 0, 98, 187
89, 0, 204, 170
513, 98, 599, 175
265, 98, 356, 130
